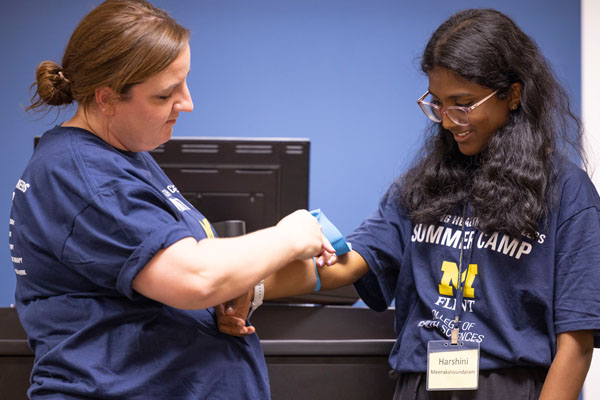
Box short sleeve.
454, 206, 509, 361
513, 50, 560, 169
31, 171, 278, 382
347, 185, 412, 311
553, 172, 600, 335
61, 184, 195, 299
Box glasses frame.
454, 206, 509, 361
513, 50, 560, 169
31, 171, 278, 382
417, 89, 499, 126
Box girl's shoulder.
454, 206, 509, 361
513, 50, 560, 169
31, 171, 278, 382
555, 159, 596, 194
553, 158, 600, 220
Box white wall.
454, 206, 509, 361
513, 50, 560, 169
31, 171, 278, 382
582, 0, 600, 398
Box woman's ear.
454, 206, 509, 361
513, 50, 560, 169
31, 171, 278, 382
94, 86, 118, 115
508, 82, 523, 110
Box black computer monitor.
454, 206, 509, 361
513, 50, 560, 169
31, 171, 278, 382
148, 136, 310, 233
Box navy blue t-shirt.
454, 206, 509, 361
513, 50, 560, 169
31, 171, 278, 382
9, 126, 269, 399
348, 160, 600, 373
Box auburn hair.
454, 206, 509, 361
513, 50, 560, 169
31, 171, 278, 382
28, 0, 189, 112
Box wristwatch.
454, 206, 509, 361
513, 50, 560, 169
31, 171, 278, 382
248, 280, 264, 319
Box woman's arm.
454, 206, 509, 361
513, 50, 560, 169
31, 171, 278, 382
132, 210, 333, 310
217, 250, 370, 336
538, 330, 594, 400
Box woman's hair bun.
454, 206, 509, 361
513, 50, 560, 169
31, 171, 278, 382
28, 60, 73, 111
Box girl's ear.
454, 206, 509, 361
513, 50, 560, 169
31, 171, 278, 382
508, 82, 523, 110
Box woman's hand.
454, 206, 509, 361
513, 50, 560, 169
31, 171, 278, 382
276, 210, 335, 261
316, 248, 337, 267
215, 289, 255, 337
216, 243, 338, 338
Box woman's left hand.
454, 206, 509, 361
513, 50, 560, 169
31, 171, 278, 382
215, 289, 256, 337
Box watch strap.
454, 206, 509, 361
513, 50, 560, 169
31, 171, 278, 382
248, 279, 264, 319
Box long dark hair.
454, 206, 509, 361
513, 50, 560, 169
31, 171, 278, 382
399, 8, 584, 238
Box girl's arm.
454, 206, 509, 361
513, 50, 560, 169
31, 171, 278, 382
217, 250, 370, 336
265, 250, 370, 299
539, 330, 594, 400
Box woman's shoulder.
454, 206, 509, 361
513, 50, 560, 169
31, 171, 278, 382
29, 126, 84, 175
33, 125, 102, 164
32, 126, 158, 195
32, 126, 106, 178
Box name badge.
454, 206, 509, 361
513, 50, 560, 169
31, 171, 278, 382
426, 340, 479, 391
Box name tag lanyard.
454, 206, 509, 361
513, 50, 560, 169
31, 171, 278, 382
426, 205, 480, 391
451, 205, 469, 344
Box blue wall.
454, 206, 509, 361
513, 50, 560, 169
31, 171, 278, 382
0, 1, 580, 306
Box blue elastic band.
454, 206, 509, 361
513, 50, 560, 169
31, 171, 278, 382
313, 257, 321, 292
310, 209, 351, 256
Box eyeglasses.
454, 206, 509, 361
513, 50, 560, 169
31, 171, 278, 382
417, 90, 499, 126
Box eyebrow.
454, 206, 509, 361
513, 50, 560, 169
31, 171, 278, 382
428, 90, 476, 100
160, 82, 181, 93
160, 70, 191, 93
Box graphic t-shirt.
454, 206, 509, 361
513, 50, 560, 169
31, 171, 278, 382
9, 126, 269, 399
348, 160, 600, 373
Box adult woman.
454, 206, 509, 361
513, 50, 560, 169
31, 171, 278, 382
10, 1, 332, 398
221, 8, 600, 400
